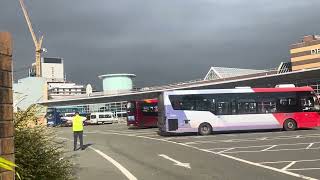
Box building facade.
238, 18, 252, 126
290, 35, 320, 71
47, 82, 85, 100
40, 57, 64, 82
13, 77, 47, 111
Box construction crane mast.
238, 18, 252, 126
19, 0, 45, 77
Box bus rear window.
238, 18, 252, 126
127, 102, 135, 109
141, 103, 158, 116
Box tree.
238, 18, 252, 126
14, 105, 74, 180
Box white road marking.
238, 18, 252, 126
216, 147, 320, 154
133, 132, 158, 135
158, 154, 191, 169
198, 148, 316, 180
89, 147, 138, 180
183, 134, 320, 145
57, 136, 138, 180
282, 161, 296, 170
306, 143, 314, 149
288, 168, 320, 171
261, 145, 277, 151
89, 131, 317, 180
184, 142, 197, 145
217, 148, 234, 154
207, 141, 320, 152
260, 159, 320, 164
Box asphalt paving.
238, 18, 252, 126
57, 124, 320, 180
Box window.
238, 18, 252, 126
127, 102, 135, 109
169, 95, 215, 112
99, 115, 104, 118
91, 115, 96, 119
238, 99, 257, 114
300, 96, 316, 112
231, 100, 237, 114
105, 114, 112, 118
276, 97, 298, 113
141, 103, 158, 116
279, 98, 296, 106
257, 101, 277, 114
216, 101, 230, 115
195, 98, 212, 111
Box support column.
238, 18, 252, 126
0, 32, 14, 180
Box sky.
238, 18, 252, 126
1, 0, 320, 90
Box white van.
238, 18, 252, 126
61, 113, 87, 126
89, 112, 114, 124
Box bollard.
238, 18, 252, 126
0, 32, 14, 180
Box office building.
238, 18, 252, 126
290, 35, 320, 71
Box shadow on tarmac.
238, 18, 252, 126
81, 143, 93, 150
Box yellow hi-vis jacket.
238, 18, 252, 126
72, 115, 84, 132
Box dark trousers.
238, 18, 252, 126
73, 131, 83, 150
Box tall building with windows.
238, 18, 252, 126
290, 35, 320, 71
47, 82, 85, 100
40, 57, 65, 82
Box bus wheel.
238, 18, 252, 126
198, 123, 212, 135
283, 119, 297, 131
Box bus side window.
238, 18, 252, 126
258, 101, 276, 114
195, 99, 211, 111
172, 100, 182, 110
237, 99, 257, 114
216, 101, 230, 115
300, 96, 315, 111
231, 100, 237, 115
210, 99, 216, 113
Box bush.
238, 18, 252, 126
14, 105, 74, 180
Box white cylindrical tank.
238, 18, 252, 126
98, 74, 136, 92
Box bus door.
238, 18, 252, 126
127, 101, 138, 125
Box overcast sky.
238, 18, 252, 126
1, 0, 320, 90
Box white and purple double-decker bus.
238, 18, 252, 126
158, 86, 320, 135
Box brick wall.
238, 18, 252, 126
0, 32, 14, 180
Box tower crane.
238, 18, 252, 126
19, 0, 46, 77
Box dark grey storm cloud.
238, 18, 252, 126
1, 0, 320, 90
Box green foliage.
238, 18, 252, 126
14, 105, 74, 180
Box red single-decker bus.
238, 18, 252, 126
127, 99, 158, 128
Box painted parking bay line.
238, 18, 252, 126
184, 133, 320, 145
89, 146, 138, 180
158, 154, 191, 169
87, 131, 318, 180
58, 137, 138, 180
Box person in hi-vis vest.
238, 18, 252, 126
73, 112, 84, 151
